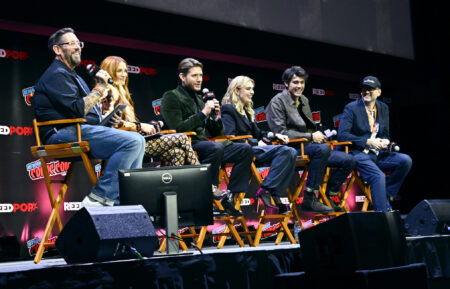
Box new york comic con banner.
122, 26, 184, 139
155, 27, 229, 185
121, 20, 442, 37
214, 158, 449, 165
0, 21, 370, 258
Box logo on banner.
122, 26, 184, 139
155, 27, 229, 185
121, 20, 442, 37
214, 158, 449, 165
272, 83, 284, 91
78, 59, 97, 68
333, 114, 342, 128
311, 111, 321, 124
312, 88, 335, 96
27, 236, 57, 256
152, 98, 162, 115
26, 159, 70, 180
0, 125, 33, 136
254, 106, 266, 123
0, 202, 38, 213
64, 202, 82, 211
127, 65, 157, 76
261, 222, 282, 239
22, 86, 35, 106
0, 48, 29, 60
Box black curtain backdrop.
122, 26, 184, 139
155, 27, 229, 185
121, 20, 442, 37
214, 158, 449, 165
0, 0, 448, 259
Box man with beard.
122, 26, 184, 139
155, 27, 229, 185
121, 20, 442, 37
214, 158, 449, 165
161, 58, 253, 217
32, 27, 146, 207
337, 76, 412, 212
265, 66, 355, 213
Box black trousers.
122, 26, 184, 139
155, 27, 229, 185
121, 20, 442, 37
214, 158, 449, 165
193, 141, 253, 193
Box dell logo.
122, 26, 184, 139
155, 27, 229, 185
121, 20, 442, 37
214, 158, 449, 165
161, 173, 172, 184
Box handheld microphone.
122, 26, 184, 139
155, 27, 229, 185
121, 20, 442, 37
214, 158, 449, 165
202, 88, 218, 116
323, 129, 337, 141
202, 88, 215, 101
86, 64, 114, 84
388, 142, 400, 152
149, 120, 164, 132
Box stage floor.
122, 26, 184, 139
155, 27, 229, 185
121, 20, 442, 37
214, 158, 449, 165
0, 242, 300, 273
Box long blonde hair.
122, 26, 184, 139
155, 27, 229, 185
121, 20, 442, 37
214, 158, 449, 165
100, 56, 137, 122
222, 76, 255, 120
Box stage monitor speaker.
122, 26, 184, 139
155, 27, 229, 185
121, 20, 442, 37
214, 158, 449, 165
404, 199, 450, 236
299, 211, 407, 274
55, 205, 158, 263
0, 235, 20, 260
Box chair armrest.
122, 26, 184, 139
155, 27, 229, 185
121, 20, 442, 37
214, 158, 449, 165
33, 118, 87, 146
227, 135, 253, 142
161, 130, 176, 134
35, 118, 87, 127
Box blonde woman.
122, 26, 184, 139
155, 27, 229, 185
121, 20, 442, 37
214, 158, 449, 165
100, 56, 199, 167
221, 76, 297, 214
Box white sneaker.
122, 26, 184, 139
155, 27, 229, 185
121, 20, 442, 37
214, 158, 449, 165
81, 196, 105, 208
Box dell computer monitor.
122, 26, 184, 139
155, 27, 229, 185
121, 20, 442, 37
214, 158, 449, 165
118, 164, 213, 228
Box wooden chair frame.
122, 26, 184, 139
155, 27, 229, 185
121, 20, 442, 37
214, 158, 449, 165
30, 118, 98, 264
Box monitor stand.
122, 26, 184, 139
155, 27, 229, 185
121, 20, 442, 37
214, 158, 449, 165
155, 192, 193, 256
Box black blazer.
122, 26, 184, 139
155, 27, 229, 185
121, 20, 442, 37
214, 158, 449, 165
221, 104, 268, 146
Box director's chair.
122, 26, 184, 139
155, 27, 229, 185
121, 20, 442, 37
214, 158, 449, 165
193, 134, 254, 249
30, 118, 98, 264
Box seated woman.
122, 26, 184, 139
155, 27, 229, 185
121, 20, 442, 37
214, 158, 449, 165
221, 76, 298, 214
99, 56, 200, 167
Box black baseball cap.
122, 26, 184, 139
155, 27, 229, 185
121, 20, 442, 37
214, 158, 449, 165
361, 76, 381, 89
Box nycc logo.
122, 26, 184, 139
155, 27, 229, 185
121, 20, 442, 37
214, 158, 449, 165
0, 202, 38, 213
22, 86, 35, 106
333, 114, 342, 128
26, 159, 70, 180
27, 236, 57, 256
0, 125, 33, 136
254, 106, 266, 123
0, 48, 29, 60
128, 65, 157, 76
312, 88, 335, 96
152, 98, 162, 115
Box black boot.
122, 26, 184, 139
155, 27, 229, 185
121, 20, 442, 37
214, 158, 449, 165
301, 189, 333, 213
327, 190, 345, 212
273, 195, 291, 214
221, 193, 243, 217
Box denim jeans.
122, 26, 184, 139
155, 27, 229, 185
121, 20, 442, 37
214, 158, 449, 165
327, 150, 356, 192
351, 150, 412, 212
253, 145, 297, 197
47, 124, 146, 204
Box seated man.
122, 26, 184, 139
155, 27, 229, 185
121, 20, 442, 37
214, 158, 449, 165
265, 66, 356, 213
32, 27, 146, 207
161, 58, 254, 217
338, 76, 412, 212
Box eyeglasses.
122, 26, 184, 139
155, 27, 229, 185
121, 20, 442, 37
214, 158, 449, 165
57, 41, 84, 48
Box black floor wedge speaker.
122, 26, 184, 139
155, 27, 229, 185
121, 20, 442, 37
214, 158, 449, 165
55, 205, 158, 263
404, 199, 450, 236
299, 211, 407, 274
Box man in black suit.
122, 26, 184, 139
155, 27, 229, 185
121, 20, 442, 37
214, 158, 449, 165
161, 58, 253, 217
338, 76, 412, 211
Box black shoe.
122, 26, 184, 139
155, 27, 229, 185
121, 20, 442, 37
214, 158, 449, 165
213, 206, 228, 217
327, 191, 344, 212
221, 195, 243, 217
302, 191, 333, 213
273, 195, 291, 215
